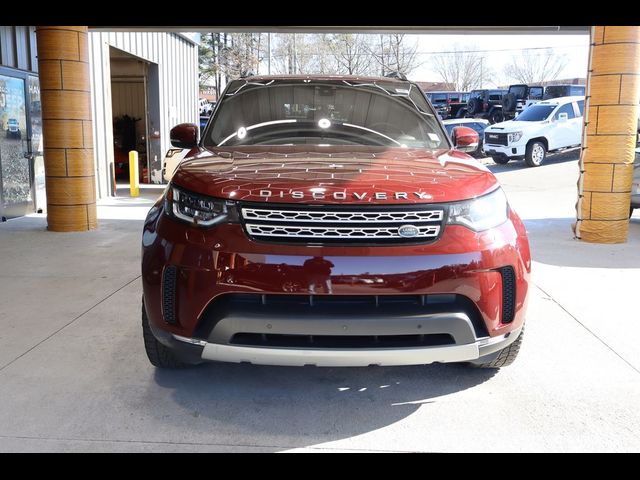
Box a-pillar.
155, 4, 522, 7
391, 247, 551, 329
36, 26, 96, 232
576, 26, 640, 243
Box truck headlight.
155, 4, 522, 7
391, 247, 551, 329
508, 131, 523, 143
447, 188, 509, 231
165, 185, 237, 227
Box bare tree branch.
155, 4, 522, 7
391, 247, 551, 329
503, 48, 568, 84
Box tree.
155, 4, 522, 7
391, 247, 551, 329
369, 34, 421, 77
431, 45, 489, 91
503, 48, 568, 84
326, 34, 374, 75
199, 33, 266, 99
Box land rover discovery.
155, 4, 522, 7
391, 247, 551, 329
141, 75, 531, 369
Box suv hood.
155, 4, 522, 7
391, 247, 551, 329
171, 146, 498, 205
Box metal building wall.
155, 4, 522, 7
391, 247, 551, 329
0, 26, 38, 72
88, 31, 199, 198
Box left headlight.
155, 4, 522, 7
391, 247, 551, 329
508, 131, 523, 143
447, 188, 509, 232
165, 185, 237, 227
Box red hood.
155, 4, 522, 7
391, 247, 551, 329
171, 146, 498, 204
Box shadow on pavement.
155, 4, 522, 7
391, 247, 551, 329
487, 150, 580, 174
151, 361, 497, 450
525, 216, 640, 269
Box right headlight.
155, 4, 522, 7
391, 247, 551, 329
164, 184, 238, 227
508, 131, 523, 143
447, 188, 509, 231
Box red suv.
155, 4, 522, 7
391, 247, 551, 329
141, 75, 531, 369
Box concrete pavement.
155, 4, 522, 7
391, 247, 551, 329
0, 155, 639, 452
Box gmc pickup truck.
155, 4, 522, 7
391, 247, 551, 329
141, 75, 531, 370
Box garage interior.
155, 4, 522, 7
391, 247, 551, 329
0, 25, 638, 453
109, 47, 150, 185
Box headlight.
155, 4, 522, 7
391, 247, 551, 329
447, 188, 509, 231
165, 185, 237, 227
508, 131, 523, 143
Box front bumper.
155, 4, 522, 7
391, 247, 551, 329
484, 143, 526, 159
142, 202, 531, 366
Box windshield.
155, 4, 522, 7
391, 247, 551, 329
204, 79, 447, 150
516, 104, 556, 122
430, 93, 448, 103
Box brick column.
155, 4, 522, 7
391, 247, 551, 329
576, 26, 640, 243
36, 26, 96, 232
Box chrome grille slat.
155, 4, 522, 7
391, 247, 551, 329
241, 207, 443, 223
245, 224, 440, 239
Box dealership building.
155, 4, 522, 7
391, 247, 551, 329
0, 26, 198, 224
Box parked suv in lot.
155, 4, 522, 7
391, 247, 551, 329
459, 89, 508, 124
6, 118, 21, 138
484, 96, 585, 167
425, 91, 465, 119
501, 84, 545, 120
142, 75, 531, 370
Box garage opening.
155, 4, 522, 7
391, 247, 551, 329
109, 47, 154, 190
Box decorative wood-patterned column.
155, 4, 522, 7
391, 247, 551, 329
36, 26, 96, 232
576, 26, 640, 243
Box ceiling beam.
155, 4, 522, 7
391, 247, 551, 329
89, 26, 590, 35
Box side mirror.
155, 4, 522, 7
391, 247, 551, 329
558, 112, 569, 122
452, 126, 479, 153
170, 123, 198, 149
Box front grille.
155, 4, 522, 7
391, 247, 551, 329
240, 203, 445, 244
485, 132, 508, 146
241, 207, 443, 223
245, 224, 440, 240
230, 332, 454, 349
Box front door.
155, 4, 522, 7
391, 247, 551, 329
0, 72, 33, 220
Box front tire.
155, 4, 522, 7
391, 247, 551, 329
471, 328, 524, 369
525, 140, 546, 167
489, 110, 504, 124
142, 300, 190, 369
492, 156, 510, 165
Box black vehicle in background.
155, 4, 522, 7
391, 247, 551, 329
501, 84, 545, 121
457, 89, 508, 124
543, 84, 585, 100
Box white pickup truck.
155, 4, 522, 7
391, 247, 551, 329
484, 96, 585, 167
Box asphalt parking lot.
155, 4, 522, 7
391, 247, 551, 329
0, 153, 639, 452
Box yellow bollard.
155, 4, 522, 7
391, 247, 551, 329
129, 150, 139, 197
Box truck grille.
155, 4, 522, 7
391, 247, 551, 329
485, 132, 508, 146
240, 204, 445, 244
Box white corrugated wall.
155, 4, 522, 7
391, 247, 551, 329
88, 32, 199, 198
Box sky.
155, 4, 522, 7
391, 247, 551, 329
192, 32, 591, 89
407, 34, 590, 85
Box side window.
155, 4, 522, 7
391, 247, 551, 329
554, 103, 576, 120
576, 100, 585, 117
571, 86, 585, 96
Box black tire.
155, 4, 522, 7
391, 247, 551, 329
489, 109, 504, 124
492, 156, 510, 165
142, 300, 190, 368
467, 98, 481, 114
471, 328, 525, 369
525, 140, 547, 167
